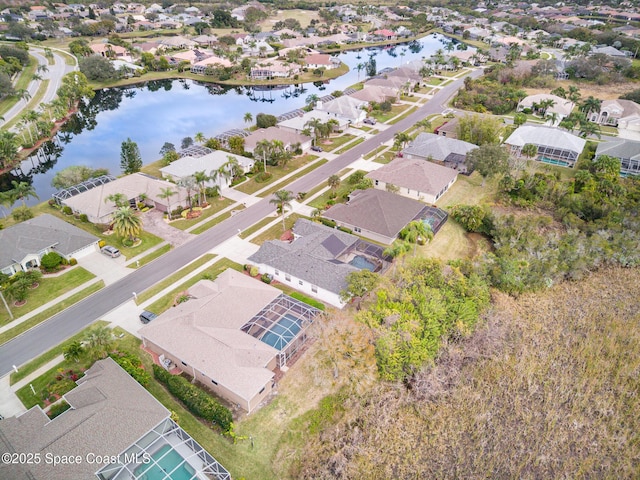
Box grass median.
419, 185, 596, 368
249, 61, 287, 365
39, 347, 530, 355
135, 254, 217, 305
127, 244, 171, 269
0, 281, 105, 347
258, 159, 328, 198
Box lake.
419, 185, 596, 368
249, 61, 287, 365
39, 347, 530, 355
0, 33, 463, 210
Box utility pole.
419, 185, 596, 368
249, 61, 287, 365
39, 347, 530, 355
0, 289, 13, 321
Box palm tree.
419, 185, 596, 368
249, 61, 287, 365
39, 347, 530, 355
105, 192, 128, 209
112, 206, 142, 243
223, 156, 241, 183
158, 187, 177, 220
305, 94, 320, 108
270, 189, 294, 232
383, 241, 411, 274
400, 220, 433, 256
521, 143, 538, 160
193, 170, 209, 206
545, 111, 558, 126
85, 325, 113, 359
415, 119, 431, 132
14, 89, 31, 102
580, 96, 602, 118
177, 177, 196, 211
568, 85, 581, 104
255, 139, 273, 173
356, 62, 364, 80
327, 174, 341, 192
10, 181, 38, 207
304, 118, 323, 145
194, 132, 205, 144
243, 112, 253, 125
63, 341, 84, 363
393, 132, 412, 151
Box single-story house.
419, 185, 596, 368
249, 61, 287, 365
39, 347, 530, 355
304, 53, 339, 70
277, 110, 351, 135
373, 29, 397, 40
316, 95, 368, 125
517, 93, 575, 124
89, 43, 132, 62
193, 34, 218, 47
0, 214, 98, 275
243, 127, 312, 155
249, 60, 300, 80
61, 173, 190, 224
0, 357, 230, 480
160, 151, 254, 190
595, 139, 640, 177
590, 99, 640, 129
402, 132, 477, 174
349, 84, 399, 104
322, 189, 448, 245
157, 35, 197, 50
248, 219, 389, 308
140, 269, 321, 412
190, 55, 234, 74
366, 158, 458, 204
504, 125, 586, 168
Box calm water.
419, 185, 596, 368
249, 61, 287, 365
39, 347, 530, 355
1, 33, 462, 209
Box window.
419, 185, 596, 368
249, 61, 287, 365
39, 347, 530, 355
274, 270, 279, 276
285, 274, 291, 282
375, 179, 379, 186
354, 227, 361, 233
181, 361, 187, 366
259, 386, 265, 394
299, 280, 303, 286
407, 188, 411, 194
211, 379, 218, 385
311, 285, 318, 293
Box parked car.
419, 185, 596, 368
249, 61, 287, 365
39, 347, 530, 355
310, 145, 323, 152
363, 117, 377, 125
101, 245, 121, 258
139, 310, 158, 324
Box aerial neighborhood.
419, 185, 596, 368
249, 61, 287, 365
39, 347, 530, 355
0, 0, 639, 479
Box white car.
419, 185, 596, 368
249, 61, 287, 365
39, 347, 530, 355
101, 245, 121, 258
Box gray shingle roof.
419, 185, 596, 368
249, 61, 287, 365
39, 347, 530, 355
595, 138, 640, 160
248, 219, 362, 294
366, 158, 458, 198
0, 358, 168, 480
0, 214, 98, 269
323, 189, 430, 240
403, 132, 477, 162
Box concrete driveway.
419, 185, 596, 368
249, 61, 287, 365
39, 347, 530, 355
80, 251, 130, 286
142, 210, 195, 247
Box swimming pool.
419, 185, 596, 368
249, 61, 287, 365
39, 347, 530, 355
134, 444, 196, 480
349, 255, 376, 271
539, 156, 571, 167
260, 313, 303, 350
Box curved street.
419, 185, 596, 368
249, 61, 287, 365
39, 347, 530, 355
0, 68, 483, 376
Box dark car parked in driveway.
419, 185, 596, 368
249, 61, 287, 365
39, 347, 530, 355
310, 145, 323, 152
139, 310, 158, 324
363, 117, 377, 125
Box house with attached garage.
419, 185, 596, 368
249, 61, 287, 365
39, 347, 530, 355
595, 138, 640, 177
248, 219, 389, 308
243, 127, 312, 155
366, 157, 458, 204
0, 214, 98, 275
140, 269, 322, 413
322, 189, 448, 245
504, 125, 586, 168
402, 132, 477, 174
0, 357, 231, 480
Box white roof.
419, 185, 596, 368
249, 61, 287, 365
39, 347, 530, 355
505, 125, 586, 153
518, 94, 576, 117
160, 151, 253, 178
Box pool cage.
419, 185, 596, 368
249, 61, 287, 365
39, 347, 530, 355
413, 206, 448, 235
177, 145, 213, 158
96, 417, 231, 480
51, 175, 116, 205
213, 129, 250, 147
353, 239, 392, 271
241, 294, 322, 368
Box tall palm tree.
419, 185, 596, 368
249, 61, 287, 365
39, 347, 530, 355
111, 206, 142, 243
400, 220, 433, 256
327, 174, 341, 192
158, 186, 177, 219
194, 132, 205, 144
177, 177, 196, 211
521, 143, 538, 160
243, 112, 253, 125
393, 132, 412, 151
304, 118, 323, 145
580, 96, 602, 118
305, 94, 320, 108
193, 170, 209, 206
270, 189, 294, 231
10, 181, 39, 207
85, 325, 113, 359
255, 139, 273, 172
383, 241, 411, 274
14, 89, 31, 102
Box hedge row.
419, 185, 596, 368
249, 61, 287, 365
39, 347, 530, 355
153, 364, 232, 432
110, 352, 150, 386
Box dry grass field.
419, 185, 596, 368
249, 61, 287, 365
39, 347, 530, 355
284, 267, 640, 479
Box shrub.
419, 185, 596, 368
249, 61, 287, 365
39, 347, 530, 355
348, 171, 366, 185
261, 273, 272, 284
250, 266, 259, 277
48, 199, 56, 207
41, 251, 63, 271
47, 400, 71, 419
110, 352, 150, 386
244, 264, 251, 271
12, 206, 33, 221
98, 240, 106, 248
62, 206, 72, 215
290, 292, 325, 311
337, 226, 353, 234
255, 172, 273, 183
79, 214, 88, 222
171, 206, 184, 217
153, 365, 232, 431
318, 217, 337, 228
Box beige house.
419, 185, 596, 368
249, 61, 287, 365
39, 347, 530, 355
61, 173, 190, 224
366, 158, 458, 204
591, 99, 640, 131
140, 269, 321, 413
244, 127, 313, 154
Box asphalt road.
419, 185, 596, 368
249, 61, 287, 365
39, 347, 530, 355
0, 68, 483, 376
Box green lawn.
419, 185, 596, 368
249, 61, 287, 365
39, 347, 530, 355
373, 104, 411, 123
139, 158, 165, 178
235, 154, 318, 195
250, 214, 308, 246
239, 216, 278, 239
373, 151, 397, 164
0, 281, 104, 346
169, 197, 235, 231
258, 159, 329, 198
0, 268, 95, 327
135, 254, 217, 305
425, 77, 444, 86
146, 258, 243, 315
10, 320, 109, 385
322, 134, 356, 152
0, 57, 38, 118
388, 106, 417, 125
127, 244, 171, 269
336, 137, 365, 154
